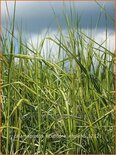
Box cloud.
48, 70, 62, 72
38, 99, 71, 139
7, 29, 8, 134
94, 31, 114, 52
82, 28, 115, 52
27, 29, 114, 62
2, 1, 114, 34
27, 30, 64, 61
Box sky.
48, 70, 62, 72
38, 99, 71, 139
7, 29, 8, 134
1, 1, 115, 58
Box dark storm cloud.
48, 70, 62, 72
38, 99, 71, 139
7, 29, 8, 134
2, 1, 114, 34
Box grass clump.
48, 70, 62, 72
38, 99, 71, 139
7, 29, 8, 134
1, 2, 115, 154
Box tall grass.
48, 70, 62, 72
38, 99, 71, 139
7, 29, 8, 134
1, 2, 115, 154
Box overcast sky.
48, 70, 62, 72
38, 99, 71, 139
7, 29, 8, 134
2, 1, 114, 32
1, 1, 115, 55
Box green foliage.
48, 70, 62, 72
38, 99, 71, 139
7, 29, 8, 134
1, 2, 114, 154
